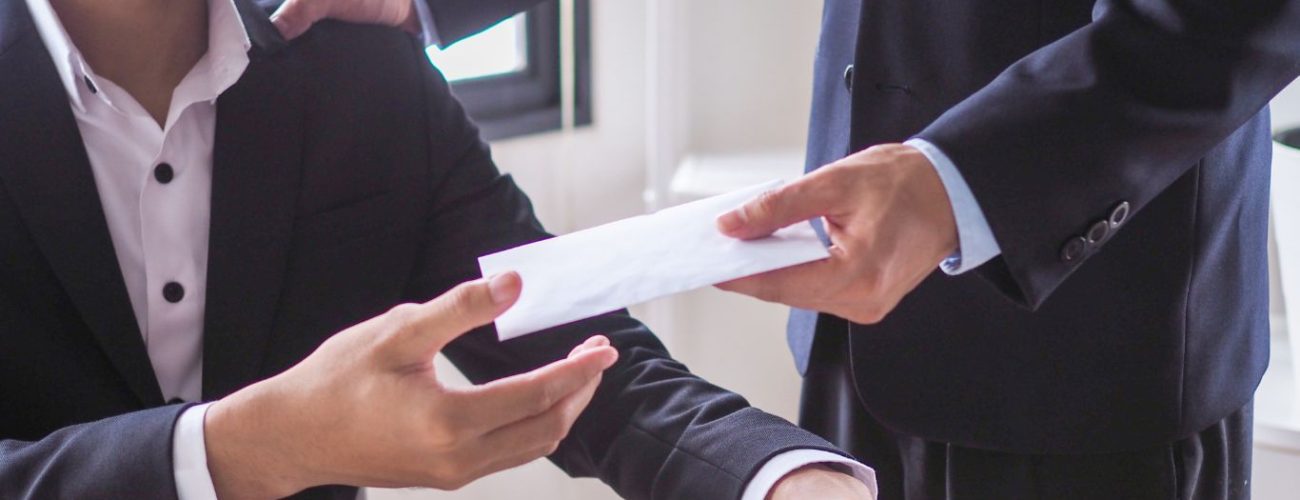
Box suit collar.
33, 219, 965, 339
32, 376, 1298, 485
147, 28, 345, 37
15, 0, 81, 110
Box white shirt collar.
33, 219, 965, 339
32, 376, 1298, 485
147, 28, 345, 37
23, 0, 253, 116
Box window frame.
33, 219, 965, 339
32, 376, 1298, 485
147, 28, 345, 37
446, 0, 592, 141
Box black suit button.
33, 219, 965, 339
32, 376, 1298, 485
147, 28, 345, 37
83, 75, 97, 94
1086, 220, 1110, 244
1060, 236, 1087, 263
844, 64, 854, 92
154, 163, 174, 184
163, 282, 185, 303
1109, 201, 1131, 228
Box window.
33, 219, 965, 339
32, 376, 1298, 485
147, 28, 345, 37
429, 0, 591, 141
427, 17, 527, 82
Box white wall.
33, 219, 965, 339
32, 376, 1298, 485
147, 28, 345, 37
681, 1, 819, 154
1255, 80, 1300, 500
487, 5, 649, 235
1273, 82, 1300, 129
635, 0, 822, 427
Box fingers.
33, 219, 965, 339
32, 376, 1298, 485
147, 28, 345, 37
271, 0, 328, 40
448, 338, 616, 436
568, 335, 610, 358
716, 255, 847, 309
381, 272, 523, 365
717, 253, 896, 324
717, 256, 900, 325
716, 170, 842, 240
469, 365, 605, 470
414, 338, 610, 489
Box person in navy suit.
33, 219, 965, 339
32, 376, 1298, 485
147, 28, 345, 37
714, 2, 1300, 497
276, 0, 1300, 498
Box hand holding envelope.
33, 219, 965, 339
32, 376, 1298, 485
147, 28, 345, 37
714, 144, 959, 325
478, 180, 830, 340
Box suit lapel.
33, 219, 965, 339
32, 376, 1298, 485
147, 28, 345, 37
0, 0, 163, 406
202, 6, 305, 399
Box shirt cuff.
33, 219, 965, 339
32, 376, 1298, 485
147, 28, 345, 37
411, 0, 443, 47
173, 402, 218, 500
905, 138, 1002, 275
740, 449, 877, 500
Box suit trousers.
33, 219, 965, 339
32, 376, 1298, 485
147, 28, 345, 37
799, 326, 1252, 500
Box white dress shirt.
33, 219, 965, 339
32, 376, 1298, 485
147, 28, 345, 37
25, 0, 247, 498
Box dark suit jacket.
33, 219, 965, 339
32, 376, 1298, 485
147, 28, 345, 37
799, 0, 1300, 455
434, 0, 1300, 453
434, 0, 1300, 454
0, 1, 847, 498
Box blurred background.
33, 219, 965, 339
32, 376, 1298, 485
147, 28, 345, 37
370, 1, 1300, 498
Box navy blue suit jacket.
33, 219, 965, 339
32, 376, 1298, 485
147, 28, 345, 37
0, 1, 847, 498
421, 0, 1300, 454
799, 0, 1300, 454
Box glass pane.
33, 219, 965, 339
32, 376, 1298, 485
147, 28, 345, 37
427, 15, 528, 82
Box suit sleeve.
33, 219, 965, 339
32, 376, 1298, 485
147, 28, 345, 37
399, 40, 850, 500
0, 405, 188, 499
421, 0, 548, 47
915, 0, 1300, 308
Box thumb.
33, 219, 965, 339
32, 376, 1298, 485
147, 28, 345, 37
382, 272, 522, 365
716, 174, 836, 240
270, 0, 328, 40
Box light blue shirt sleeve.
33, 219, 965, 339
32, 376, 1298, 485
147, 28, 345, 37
411, 0, 442, 48
903, 138, 1002, 275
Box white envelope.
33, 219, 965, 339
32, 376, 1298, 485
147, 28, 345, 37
478, 179, 830, 340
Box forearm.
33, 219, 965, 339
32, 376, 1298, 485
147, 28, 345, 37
0, 405, 187, 499
568, 327, 854, 499
204, 379, 313, 499
438, 311, 853, 499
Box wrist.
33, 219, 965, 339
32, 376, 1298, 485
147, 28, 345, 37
898, 144, 960, 258
205, 380, 312, 499
768, 464, 872, 500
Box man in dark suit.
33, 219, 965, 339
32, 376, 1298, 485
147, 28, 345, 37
713, 1, 1300, 497
0, 0, 874, 498
275, 0, 1300, 497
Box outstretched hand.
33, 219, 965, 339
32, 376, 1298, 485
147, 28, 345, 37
205, 272, 620, 498
715, 144, 958, 325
